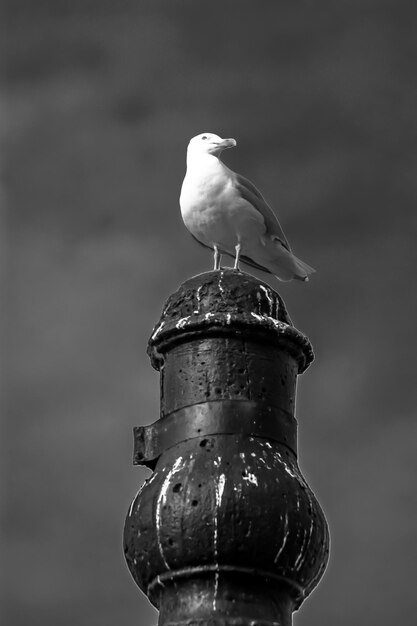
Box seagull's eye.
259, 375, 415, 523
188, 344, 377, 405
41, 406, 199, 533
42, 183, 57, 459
201, 135, 208, 140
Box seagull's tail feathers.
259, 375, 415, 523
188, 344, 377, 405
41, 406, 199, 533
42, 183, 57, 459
290, 255, 316, 282
269, 252, 316, 282
245, 240, 316, 282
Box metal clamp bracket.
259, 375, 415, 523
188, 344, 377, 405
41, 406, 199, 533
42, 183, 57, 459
133, 400, 297, 467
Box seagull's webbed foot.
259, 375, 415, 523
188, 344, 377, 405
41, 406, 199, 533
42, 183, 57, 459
213, 245, 221, 271
234, 243, 242, 271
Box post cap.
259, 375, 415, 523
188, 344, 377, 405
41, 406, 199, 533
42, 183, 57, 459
148, 270, 314, 374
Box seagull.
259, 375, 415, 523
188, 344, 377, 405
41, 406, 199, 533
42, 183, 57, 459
179, 132, 315, 282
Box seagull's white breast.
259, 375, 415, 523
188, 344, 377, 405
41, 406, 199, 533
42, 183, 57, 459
180, 153, 266, 255
180, 157, 238, 245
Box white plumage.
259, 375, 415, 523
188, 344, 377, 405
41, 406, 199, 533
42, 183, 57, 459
179, 132, 315, 282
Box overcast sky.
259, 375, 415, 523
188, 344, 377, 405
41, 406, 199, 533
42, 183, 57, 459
4, 1, 417, 625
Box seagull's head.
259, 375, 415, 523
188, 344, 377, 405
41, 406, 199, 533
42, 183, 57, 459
187, 133, 237, 158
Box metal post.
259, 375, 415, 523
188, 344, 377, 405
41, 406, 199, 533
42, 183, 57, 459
124, 269, 329, 625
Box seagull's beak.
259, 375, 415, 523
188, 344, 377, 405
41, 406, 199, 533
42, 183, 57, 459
218, 138, 237, 149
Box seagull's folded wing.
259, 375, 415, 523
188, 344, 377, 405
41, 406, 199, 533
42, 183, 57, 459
233, 173, 291, 252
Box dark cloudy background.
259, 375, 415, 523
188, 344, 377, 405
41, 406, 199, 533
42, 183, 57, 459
4, 1, 417, 624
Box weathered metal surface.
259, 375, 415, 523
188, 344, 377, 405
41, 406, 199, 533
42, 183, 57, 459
124, 270, 329, 625
160, 337, 298, 418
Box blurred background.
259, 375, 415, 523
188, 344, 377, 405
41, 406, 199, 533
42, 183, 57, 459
3, 1, 417, 624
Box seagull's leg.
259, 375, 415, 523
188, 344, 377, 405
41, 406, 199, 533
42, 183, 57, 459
213, 245, 221, 270
234, 243, 241, 271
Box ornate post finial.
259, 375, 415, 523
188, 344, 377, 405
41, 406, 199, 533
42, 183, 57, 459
124, 270, 329, 625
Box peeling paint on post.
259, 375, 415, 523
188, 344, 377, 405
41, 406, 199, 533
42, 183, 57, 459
123, 269, 329, 626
